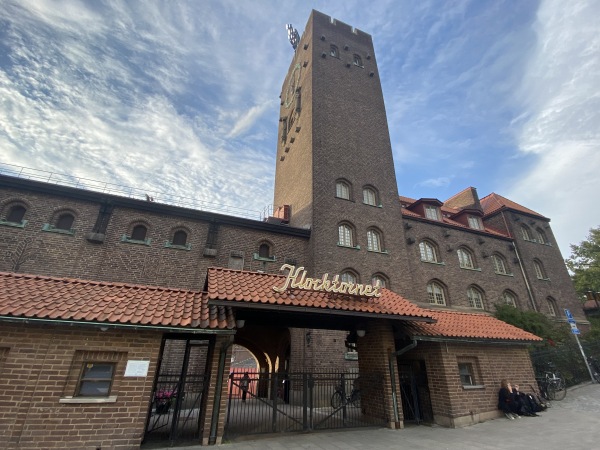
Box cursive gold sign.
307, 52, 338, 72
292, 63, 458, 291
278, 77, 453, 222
272, 264, 381, 298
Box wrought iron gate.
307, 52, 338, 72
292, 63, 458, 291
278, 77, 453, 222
223, 371, 386, 440
144, 338, 210, 445
398, 362, 433, 424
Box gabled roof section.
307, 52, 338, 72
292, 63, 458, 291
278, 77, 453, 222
481, 193, 548, 220
0, 272, 234, 331
206, 267, 434, 321
405, 198, 443, 210
405, 309, 542, 343
444, 187, 483, 213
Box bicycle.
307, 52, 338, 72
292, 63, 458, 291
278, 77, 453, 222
587, 356, 600, 383
536, 363, 566, 401
330, 377, 361, 409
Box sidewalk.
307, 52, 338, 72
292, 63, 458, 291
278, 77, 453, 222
189, 382, 600, 449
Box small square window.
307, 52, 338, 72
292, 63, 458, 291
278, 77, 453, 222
458, 363, 475, 386
424, 205, 440, 221
77, 362, 115, 397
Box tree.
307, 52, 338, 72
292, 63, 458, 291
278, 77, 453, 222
494, 304, 570, 344
566, 226, 600, 297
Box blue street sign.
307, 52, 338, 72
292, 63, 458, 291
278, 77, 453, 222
568, 318, 577, 324
571, 328, 581, 335
564, 309, 574, 321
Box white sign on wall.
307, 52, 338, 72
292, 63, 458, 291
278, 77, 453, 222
124, 360, 150, 377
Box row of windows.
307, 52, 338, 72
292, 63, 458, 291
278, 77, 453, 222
336, 180, 380, 206
422, 205, 483, 230
426, 279, 559, 313
329, 45, 363, 67
520, 225, 549, 245
418, 240, 550, 280
327, 269, 389, 289
338, 223, 385, 252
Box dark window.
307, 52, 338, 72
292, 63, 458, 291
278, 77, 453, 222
131, 225, 147, 241
206, 222, 219, 249
7, 205, 26, 223
259, 243, 271, 258
76, 362, 115, 397
172, 230, 187, 246
55, 213, 74, 230
458, 363, 475, 386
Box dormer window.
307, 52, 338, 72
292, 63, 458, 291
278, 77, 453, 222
467, 216, 483, 230
424, 205, 440, 221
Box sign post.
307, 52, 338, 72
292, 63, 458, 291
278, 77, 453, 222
564, 309, 596, 383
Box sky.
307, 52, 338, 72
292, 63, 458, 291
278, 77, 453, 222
0, 0, 599, 258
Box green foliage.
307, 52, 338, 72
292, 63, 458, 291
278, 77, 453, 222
566, 226, 600, 297
494, 304, 570, 343
583, 316, 600, 342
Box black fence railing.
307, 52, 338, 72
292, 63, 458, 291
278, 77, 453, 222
224, 371, 386, 440
530, 339, 600, 387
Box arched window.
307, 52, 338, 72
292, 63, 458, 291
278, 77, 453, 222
467, 286, 485, 309
131, 225, 147, 241
547, 297, 558, 316
501, 290, 517, 307
172, 230, 188, 246
341, 270, 357, 284
258, 243, 271, 258
6, 205, 26, 223
371, 274, 387, 289
533, 259, 546, 279
427, 281, 446, 306
335, 180, 351, 200
362, 187, 378, 206
330, 45, 339, 57
457, 247, 475, 269
536, 228, 548, 244
55, 213, 74, 231
521, 225, 532, 241
353, 54, 363, 67
338, 223, 355, 247
492, 254, 508, 275
419, 240, 439, 263
366, 228, 382, 252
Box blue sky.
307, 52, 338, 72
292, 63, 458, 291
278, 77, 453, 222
0, 0, 599, 258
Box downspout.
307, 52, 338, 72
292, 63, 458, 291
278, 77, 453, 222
209, 337, 234, 445
389, 339, 418, 425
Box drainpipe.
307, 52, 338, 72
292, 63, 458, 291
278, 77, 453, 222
209, 337, 234, 445
389, 339, 418, 425
512, 241, 538, 312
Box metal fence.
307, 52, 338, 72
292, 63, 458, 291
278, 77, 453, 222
530, 339, 600, 387
224, 371, 386, 440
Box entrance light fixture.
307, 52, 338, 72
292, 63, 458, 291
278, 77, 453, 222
356, 329, 366, 338
235, 319, 245, 329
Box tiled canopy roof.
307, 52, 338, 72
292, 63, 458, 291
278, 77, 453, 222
206, 267, 434, 321
406, 309, 543, 342
480, 193, 548, 220
0, 272, 234, 331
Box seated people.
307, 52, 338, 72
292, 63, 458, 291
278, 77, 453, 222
498, 380, 539, 419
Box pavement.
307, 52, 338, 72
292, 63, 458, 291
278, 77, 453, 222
173, 382, 600, 449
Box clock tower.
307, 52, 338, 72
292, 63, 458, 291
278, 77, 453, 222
274, 10, 412, 298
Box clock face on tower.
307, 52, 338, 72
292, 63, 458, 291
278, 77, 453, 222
284, 63, 301, 108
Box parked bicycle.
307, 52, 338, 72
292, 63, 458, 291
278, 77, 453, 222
536, 363, 566, 401
331, 376, 361, 409
587, 356, 600, 383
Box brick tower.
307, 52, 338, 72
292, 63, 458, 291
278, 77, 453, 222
274, 10, 411, 298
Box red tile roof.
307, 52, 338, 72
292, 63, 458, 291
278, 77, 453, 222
481, 193, 548, 220
0, 272, 234, 331
206, 267, 434, 321
405, 309, 543, 342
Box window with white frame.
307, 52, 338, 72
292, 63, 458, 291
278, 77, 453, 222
467, 216, 483, 230
467, 286, 485, 309
419, 240, 439, 263
533, 259, 546, 279
457, 248, 475, 269
547, 297, 557, 316
366, 229, 382, 252
492, 254, 508, 275
371, 274, 387, 289
336, 180, 351, 200
341, 271, 357, 284
501, 290, 517, 307
521, 225, 533, 241
427, 281, 446, 306
338, 223, 354, 247
536, 228, 548, 244
424, 205, 440, 221
362, 187, 377, 206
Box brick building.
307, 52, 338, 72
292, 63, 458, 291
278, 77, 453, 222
0, 9, 581, 449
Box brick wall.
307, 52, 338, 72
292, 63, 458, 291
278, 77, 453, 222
0, 323, 162, 449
